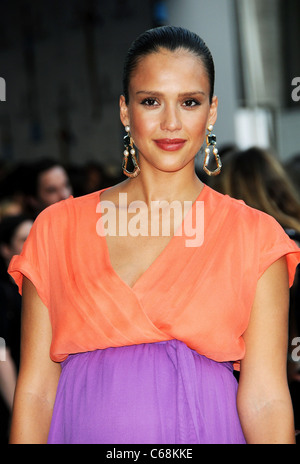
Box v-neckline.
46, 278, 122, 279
97, 184, 208, 292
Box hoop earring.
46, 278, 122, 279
122, 125, 140, 178
203, 124, 222, 176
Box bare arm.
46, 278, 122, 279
237, 256, 295, 444
9, 277, 61, 444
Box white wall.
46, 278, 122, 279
166, 0, 300, 161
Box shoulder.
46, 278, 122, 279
35, 190, 101, 225
206, 187, 300, 284
205, 185, 277, 230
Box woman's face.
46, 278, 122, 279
120, 48, 218, 174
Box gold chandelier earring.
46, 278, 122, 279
203, 124, 222, 176
122, 125, 140, 178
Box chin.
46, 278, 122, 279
157, 156, 195, 172
139, 151, 196, 174
153, 162, 193, 174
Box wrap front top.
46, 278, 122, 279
8, 184, 300, 369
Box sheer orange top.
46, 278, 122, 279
8, 184, 300, 369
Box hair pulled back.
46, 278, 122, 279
122, 26, 215, 104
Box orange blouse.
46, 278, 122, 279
8, 184, 300, 369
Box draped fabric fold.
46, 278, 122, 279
47, 340, 246, 444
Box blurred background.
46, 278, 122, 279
0, 0, 299, 192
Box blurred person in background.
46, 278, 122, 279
0, 164, 29, 221
23, 159, 73, 218
0, 198, 23, 221
0, 215, 33, 442
285, 154, 300, 200
83, 161, 107, 194
210, 146, 300, 437
211, 147, 300, 235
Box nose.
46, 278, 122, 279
160, 104, 182, 132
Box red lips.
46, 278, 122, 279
154, 138, 186, 151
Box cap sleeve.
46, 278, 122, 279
8, 207, 51, 309
257, 212, 300, 287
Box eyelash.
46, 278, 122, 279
140, 98, 201, 108
141, 98, 158, 106
183, 99, 200, 107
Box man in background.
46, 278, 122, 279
24, 159, 73, 217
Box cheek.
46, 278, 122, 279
187, 118, 208, 144
129, 113, 156, 147
128, 105, 210, 150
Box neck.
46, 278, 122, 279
123, 168, 203, 205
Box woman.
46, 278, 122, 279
8, 26, 300, 444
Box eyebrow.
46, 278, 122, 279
135, 90, 206, 97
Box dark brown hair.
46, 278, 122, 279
122, 26, 215, 104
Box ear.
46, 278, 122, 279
119, 95, 129, 127
208, 95, 218, 128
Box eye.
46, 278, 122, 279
183, 99, 200, 108
141, 97, 159, 106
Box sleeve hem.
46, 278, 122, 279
8, 255, 50, 310
258, 243, 300, 287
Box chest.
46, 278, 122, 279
104, 231, 175, 288
101, 199, 186, 288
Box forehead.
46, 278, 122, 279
130, 48, 209, 90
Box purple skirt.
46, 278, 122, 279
47, 340, 246, 444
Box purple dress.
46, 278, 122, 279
47, 340, 246, 444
